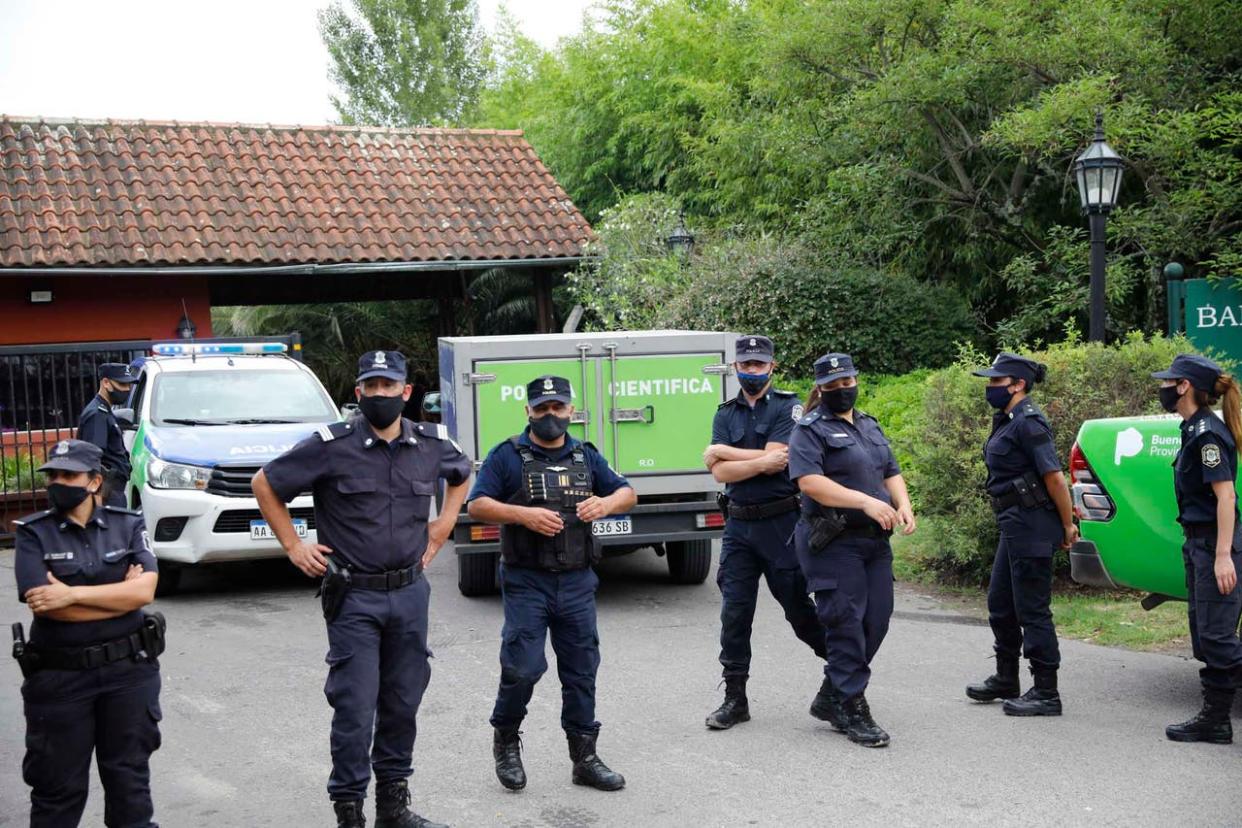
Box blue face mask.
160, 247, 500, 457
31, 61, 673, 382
738, 372, 770, 396
985, 385, 1014, 410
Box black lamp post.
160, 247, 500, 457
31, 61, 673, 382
666, 208, 695, 259
175, 313, 197, 340
1074, 111, 1125, 342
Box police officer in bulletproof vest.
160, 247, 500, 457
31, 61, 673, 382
77, 362, 138, 508
1154, 354, 1242, 744
12, 438, 165, 827
702, 335, 833, 730
966, 353, 1076, 717
788, 353, 916, 748
253, 350, 472, 828
468, 375, 637, 793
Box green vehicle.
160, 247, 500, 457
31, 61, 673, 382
439, 331, 738, 596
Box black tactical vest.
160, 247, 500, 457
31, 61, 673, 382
500, 437, 597, 571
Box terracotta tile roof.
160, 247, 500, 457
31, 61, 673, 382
0, 117, 593, 268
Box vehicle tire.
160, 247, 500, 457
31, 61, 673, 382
666, 540, 712, 584
459, 551, 499, 597
155, 563, 183, 597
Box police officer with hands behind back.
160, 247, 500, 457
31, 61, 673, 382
1153, 353, 1242, 744
788, 353, 916, 748
77, 362, 138, 508
701, 335, 832, 731
253, 350, 472, 828
468, 375, 637, 794
967, 353, 1075, 717
13, 438, 165, 828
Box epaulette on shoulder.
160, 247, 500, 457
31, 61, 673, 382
798, 410, 822, 426
103, 505, 142, 517
771, 389, 798, 397
717, 397, 739, 410
582, 440, 599, 454
13, 508, 55, 527
415, 422, 451, 441
317, 421, 355, 442
854, 409, 876, 421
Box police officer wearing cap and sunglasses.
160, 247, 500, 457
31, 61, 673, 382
13, 438, 165, 827
788, 353, 916, 748
1153, 353, 1242, 744
468, 375, 636, 793
254, 350, 472, 828
702, 335, 831, 731
77, 363, 139, 508
966, 352, 1076, 717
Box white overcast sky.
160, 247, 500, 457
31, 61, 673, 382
0, 0, 593, 125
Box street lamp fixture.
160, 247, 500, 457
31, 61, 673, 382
1074, 111, 1125, 342
666, 208, 695, 259
176, 313, 198, 340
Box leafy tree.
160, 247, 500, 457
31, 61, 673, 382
319, 0, 488, 126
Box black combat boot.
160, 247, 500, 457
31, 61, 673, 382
374, 779, 448, 828
966, 655, 1021, 702
334, 800, 366, 828
1002, 668, 1062, 717
1166, 688, 1234, 744
705, 676, 750, 730
493, 726, 527, 790
840, 694, 890, 748
809, 675, 847, 732
566, 731, 626, 791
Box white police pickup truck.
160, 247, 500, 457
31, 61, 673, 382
117, 342, 339, 592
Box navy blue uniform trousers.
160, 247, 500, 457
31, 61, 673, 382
1183, 537, 1242, 690
324, 577, 432, 801
490, 564, 601, 734
987, 537, 1060, 670
718, 511, 825, 678
23, 657, 161, 828
806, 534, 894, 700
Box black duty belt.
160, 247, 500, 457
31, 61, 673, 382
840, 524, 892, 540
349, 563, 424, 591
727, 495, 801, 521
13, 612, 166, 676
990, 491, 1022, 511
1183, 523, 1218, 540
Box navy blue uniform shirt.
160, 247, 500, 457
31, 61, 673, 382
15, 505, 156, 648
468, 429, 630, 504
984, 399, 1063, 545
711, 389, 801, 505
788, 409, 900, 526
77, 393, 131, 477
263, 417, 472, 573
1174, 408, 1239, 526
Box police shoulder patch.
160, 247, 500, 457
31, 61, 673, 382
1202, 442, 1222, 468
791, 404, 804, 422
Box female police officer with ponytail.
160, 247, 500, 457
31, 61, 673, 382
788, 353, 916, 748
1153, 353, 1242, 744
967, 352, 1075, 717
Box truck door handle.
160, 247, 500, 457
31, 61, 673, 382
702, 364, 733, 375
611, 405, 654, 424
570, 410, 589, 424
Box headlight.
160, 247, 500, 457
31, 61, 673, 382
147, 458, 212, 490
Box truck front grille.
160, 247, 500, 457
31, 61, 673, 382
207, 465, 263, 498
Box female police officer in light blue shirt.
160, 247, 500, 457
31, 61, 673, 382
788, 353, 916, 748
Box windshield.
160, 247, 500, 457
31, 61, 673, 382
151, 368, 337, 425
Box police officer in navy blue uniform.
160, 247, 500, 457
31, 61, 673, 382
788, 353, 916, 748
468, 375, 637, 793
702, 335, 831, 730
13, 438, 164, 828
1153, 353, 1242, 744
254, 350, 472, 828
966, 353, 1075, 717
77, 363, 138, 508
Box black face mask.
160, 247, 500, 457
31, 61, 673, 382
358, 393, 405, 429
821, 386, 859, 414
737, 372, 771, 396
48, 483, 93, 513
529, 413, 571, 441
1158, 385, 1183, 414
106, 385, 129, 405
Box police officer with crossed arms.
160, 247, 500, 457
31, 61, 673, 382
468, 375, 636, 793
254, 350, 472, 828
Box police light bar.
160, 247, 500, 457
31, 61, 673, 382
151, 342, 288, 356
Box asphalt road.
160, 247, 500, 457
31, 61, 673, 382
0, 543, 1232, 827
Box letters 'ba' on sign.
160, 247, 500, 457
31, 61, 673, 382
1183, 278, 1242, 355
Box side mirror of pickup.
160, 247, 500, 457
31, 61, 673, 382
113, 407, 137, 429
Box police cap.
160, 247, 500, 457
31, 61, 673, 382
735, 335, 774, 364
814, 353, 857, 385
973, 352, 1045, 387
528, 375, 572, 407
38, 439, 103, 474
1152, 353, 1222, 393
356, 350, 407, 383
99, 363, 138, 384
